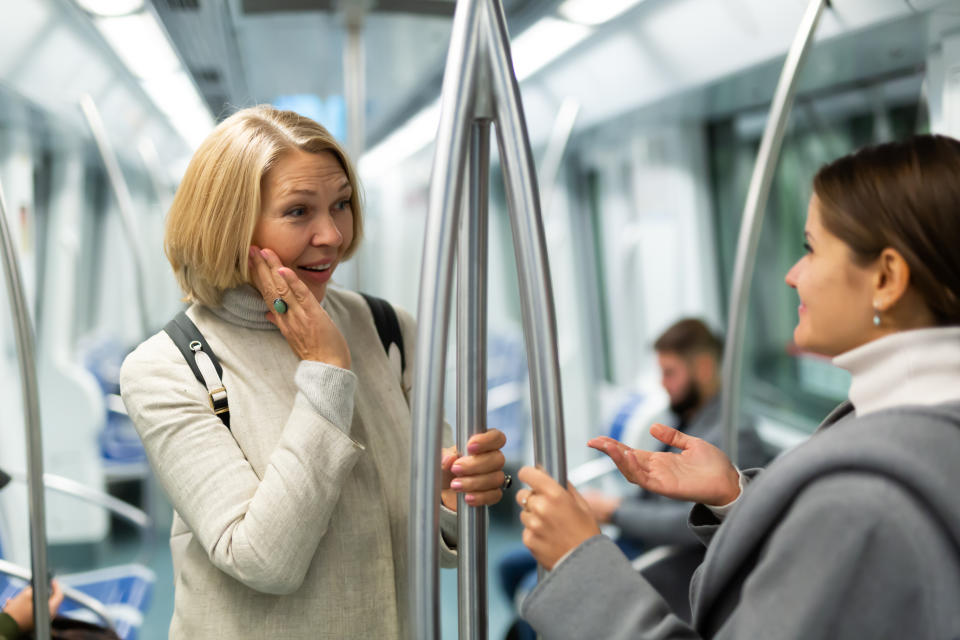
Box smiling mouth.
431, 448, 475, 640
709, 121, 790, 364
299, 263, 332, 272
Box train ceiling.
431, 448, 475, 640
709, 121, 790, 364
151, 0, 545, 146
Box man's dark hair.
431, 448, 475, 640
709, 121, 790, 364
653, 318, 723, 361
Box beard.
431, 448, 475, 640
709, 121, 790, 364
669, 381, 701, 418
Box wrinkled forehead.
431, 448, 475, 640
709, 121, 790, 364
263, 149, 351, 196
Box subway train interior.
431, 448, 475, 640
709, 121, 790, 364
1, 0, 959, 638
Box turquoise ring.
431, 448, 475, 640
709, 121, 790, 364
273, 297, 288, 314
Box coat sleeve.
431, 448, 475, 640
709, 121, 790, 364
395, 306, 459, 565
524, 472, 948, 640
521, 535, 701, 640
120, 336, 364, 595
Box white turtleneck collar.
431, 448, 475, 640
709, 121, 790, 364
207, 284, 330, 331
832, 326, 960, 417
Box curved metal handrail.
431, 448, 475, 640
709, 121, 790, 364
0, 171, 52, 639
486, 0, 567, 488
0, 558, 115, 630
409, 2, 483, 637
4, 470, 154, 564
720, 0, 828, 464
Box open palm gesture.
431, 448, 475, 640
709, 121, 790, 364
588, 423, 741, 507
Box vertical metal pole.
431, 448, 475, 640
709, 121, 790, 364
409, 1, 482, 638
344, 12, 366, 159
457, 121, 490, 640
80, 95, 152, 338
412, 1, 570, 636
484, 0, 567, 485
0, 181, 51, 639
720, 0, 827, 464
538, 98, 580, 219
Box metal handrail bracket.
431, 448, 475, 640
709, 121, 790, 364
720, 0, 828, 464
409, 0, 568, 638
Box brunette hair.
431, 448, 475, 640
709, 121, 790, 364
654, 318, 723, 361
165, 105, 364, 307
813, 134, 960, 325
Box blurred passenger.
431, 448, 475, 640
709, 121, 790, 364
120, 106, 508, 639
499, 319, 770, 630
515, 134, 960, 639
0, 581, 64, 640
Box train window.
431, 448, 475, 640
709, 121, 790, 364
709, 72, 926, 431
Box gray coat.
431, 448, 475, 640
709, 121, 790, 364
521, 401, 960, 639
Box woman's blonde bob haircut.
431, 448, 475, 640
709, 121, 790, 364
165, 105, 364, 307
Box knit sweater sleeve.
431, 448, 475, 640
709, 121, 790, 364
120, 334, 364, 595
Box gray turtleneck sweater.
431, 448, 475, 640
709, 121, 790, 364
120, 285, 456, 639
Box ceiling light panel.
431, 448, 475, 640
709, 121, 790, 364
94, 12, 181, 79
75, 0, 145, 18
511, 17, 592, 81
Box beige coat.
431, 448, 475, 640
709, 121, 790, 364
120, 286, 456, 639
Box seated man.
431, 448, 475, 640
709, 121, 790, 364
500, 319, 771, 637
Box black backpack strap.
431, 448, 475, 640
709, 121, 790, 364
360, 293, 406, 375
163, 310, 230, 428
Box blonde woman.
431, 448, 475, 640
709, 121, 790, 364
120, 106, 508, 638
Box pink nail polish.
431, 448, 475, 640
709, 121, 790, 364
451, 464, 463, 475
450, 479, 462, 490
465, 494, 476, 504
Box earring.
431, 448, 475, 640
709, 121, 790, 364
873, 303, 881, 327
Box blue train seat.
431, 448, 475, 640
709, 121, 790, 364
80, 337, 147, 469
0, 472, 155, 639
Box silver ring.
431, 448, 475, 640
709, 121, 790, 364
273, 297, 288, 314
521, 496, 529, 510
500, 473, 512, 491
